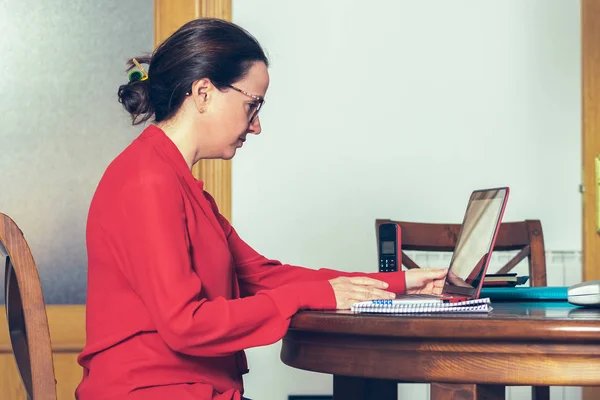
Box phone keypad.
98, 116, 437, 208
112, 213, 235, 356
379, 257, 397, 272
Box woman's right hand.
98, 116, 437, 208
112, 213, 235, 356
328, 276, 396, 309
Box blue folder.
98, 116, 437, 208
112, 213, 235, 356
479, 286, 568, 301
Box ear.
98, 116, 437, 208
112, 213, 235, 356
190, 78, 213, 112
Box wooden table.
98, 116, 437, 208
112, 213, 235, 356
280, 302, 600, 400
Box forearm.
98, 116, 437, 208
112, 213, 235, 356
238, 262, 406, 296
151, 279, 335, 357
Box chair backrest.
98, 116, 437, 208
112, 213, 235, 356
375, 219, 547, 287
0, 213, 57, 399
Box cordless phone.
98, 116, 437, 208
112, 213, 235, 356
378, 222, 401, 272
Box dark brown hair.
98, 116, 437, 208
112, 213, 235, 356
118, 18, 269, 125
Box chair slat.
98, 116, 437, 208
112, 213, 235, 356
496, 246, 531, 275
400, 252, 421, 270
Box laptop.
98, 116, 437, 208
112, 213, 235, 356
395, 187, 510, 303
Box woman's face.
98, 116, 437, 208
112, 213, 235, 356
201, 61, 270, 160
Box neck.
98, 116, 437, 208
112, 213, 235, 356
155, 118, 199, 170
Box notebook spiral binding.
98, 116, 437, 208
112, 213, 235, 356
351, 297, 492, 314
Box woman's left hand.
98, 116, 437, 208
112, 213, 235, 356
405, 268, 448, 295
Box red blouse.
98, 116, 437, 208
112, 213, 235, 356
75, 125, 406, 400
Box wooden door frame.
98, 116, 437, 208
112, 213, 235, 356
582, 1, 600, 399
154, 0, 233, 222
582, 1, 600, 280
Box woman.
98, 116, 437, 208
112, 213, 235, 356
75, 18, 447, 400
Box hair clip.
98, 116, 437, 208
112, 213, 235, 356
129, 58, 149, 82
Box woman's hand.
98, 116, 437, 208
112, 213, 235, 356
328, 276, 396, 309
405, 268, 448, 295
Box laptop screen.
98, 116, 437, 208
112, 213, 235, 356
443, 188, 509, 297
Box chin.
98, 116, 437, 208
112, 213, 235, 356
221, 149, 237, 160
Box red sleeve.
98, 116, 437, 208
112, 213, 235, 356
204, 193, 406, 296
111, 172, 336, 358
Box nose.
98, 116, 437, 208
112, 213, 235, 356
246, 116, 262, 135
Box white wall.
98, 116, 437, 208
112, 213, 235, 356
231, 1, 582, 399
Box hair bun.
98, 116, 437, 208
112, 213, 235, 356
117, 80, 152, 125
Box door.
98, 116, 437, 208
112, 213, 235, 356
582, 1, 600, 399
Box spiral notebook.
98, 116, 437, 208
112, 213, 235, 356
351, 297, 492, 314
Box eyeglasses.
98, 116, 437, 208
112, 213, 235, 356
228, 84, 265, 124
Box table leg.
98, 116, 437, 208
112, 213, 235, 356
430, 383, 505, 400
532, 386, 550, 400
333, 375, 397, 400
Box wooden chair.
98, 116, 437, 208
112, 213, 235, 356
0, 213, 57, 399
375, 218, 549, 400
375, 219, 547, 286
